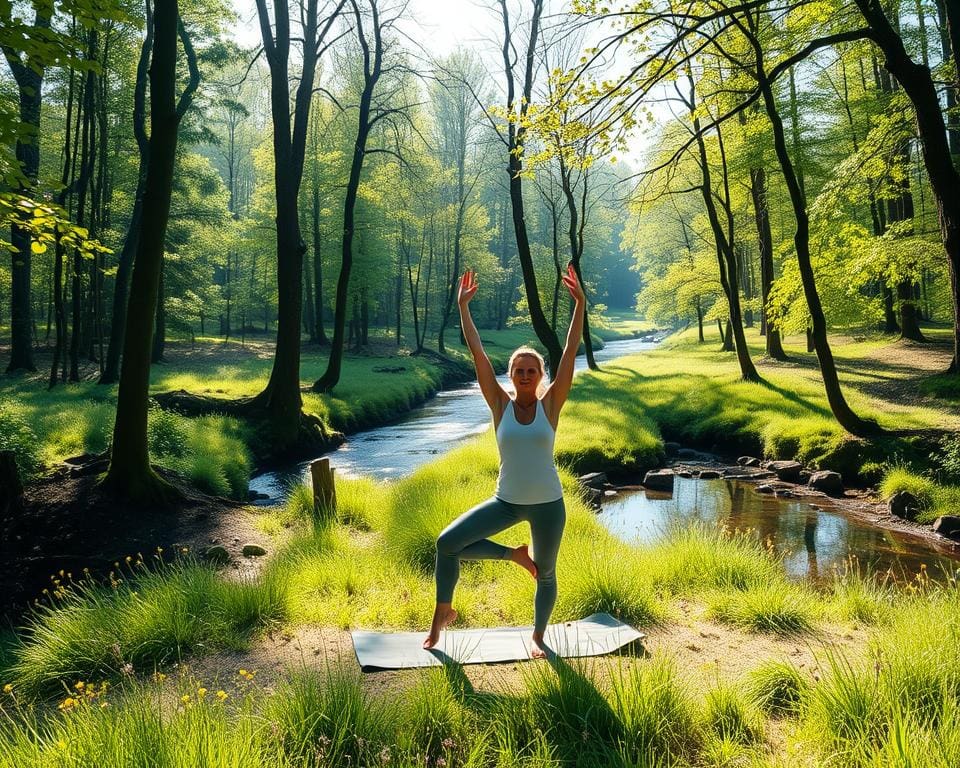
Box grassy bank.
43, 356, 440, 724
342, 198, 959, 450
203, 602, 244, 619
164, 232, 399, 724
2, 434, 958, 765
0, 321, 607, 494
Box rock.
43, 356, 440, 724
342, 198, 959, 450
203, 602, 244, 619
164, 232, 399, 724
933, 516, 960, 540
756, 484, 775, 494
677, 448, 701, 459
664, 442, 681, 457
242, 543, 267, 557
799, 470, 812, 484
603, 490, 618, 497
767, 460, 804, 482
738, 456, 761, 467
777, 489, 796, 498
808, 470, 844, 497
577, 472, 607, 490
203, 545, 231, 565
643, 469, 675, 492
678, 470, 694, 479
888, 491, 920, 522
698, 469, 722, 480
584, 487, 603, 508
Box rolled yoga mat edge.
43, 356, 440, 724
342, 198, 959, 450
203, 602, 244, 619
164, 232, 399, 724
350, 612, 645, 672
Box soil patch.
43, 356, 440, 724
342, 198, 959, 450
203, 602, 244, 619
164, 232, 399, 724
0, 468, 271, 616
184, 603, 866, 701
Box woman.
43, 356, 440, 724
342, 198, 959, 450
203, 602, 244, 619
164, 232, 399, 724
423, 264, 585, 658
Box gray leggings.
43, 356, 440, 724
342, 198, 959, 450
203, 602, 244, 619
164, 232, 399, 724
434, 495, 566, 634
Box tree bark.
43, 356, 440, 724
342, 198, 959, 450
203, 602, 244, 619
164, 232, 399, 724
101, 0, 153, 384
103, 2, 197, 500
2, 7, 51, 373
750, 167, 787, 359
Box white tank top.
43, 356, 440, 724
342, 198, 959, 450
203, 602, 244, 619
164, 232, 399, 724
494, 398, 564, 504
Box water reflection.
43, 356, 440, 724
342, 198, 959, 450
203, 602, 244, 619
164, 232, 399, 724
601, 477, 960, 582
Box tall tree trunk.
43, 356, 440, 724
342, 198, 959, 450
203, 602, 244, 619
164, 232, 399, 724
498, 0, 562, 375
70, 38, 98, 382
252, 0, 343, 439
3, 8, 51, 373
748, 18, 876, 434
750, 167, 787, 359
314, 0, 379, 391
151, 258, 165, 362
101, 0, 153, 385
103, 4, 198, 500
687, 68, 760, 381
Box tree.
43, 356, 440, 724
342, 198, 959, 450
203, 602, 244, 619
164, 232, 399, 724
314, 0, 403, 392
251, 0, 346, 440
102, 1, 199, 499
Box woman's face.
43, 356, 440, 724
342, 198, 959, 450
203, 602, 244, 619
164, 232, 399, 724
510, 354, 542, 396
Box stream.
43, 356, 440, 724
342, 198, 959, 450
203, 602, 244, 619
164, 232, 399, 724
249, 336, 960, 580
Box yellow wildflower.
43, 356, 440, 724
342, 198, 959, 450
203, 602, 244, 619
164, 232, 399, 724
216, 690, 228, 702
197, 687, 207, 698
3, 684, 12, 694
181, 694, 191, 705
74, 681, 85, 691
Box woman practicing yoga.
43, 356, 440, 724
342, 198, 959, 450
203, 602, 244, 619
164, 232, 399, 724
423, 264, 585, 658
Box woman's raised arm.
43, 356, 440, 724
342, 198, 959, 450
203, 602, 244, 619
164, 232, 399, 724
458, 270, 508, 413
544, 264, 585, 421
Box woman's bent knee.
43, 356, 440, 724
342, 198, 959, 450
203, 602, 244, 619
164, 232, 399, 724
436, 529, 460, 557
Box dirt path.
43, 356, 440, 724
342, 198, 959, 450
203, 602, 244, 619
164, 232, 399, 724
185, 602, 867, 701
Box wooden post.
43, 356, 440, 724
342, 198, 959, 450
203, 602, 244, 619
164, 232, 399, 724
309, 457, 336, 520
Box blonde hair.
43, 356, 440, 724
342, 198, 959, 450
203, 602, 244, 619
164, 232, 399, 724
508, 346, 548, 397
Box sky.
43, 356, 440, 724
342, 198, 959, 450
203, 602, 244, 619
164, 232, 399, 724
230, 0, 501, 56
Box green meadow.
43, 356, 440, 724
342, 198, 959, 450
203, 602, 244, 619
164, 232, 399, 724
2, 320, 959, 766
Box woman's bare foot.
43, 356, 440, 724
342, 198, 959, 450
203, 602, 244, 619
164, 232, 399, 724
423, 603, 458, 649
530, 631, 547, 659
510, 544, 538, 579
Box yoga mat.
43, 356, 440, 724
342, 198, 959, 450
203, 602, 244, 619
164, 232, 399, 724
351, 612, 645, 671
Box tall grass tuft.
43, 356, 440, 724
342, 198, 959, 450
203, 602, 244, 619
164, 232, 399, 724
522, 657, 626, 765
702, 682, 763, 744
265, 667, 397, 765
609, 656, 702, 766
827, 557, 895, 626
640, 524, 783, 594
706, 581, 817, 635
744, 659, 809, 716
9, 559, 286, 697
0, 677, 266, 768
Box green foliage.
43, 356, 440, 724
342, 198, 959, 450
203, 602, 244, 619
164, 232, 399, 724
706, 582, 817, 635
8, 558, 286, 697
0, 398, 42, 479
703, 682, 763, 744
265, 668, 396, 765
745, 660, 809, 716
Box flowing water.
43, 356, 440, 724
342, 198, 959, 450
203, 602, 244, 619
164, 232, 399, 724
249, 336, 959, 580
249, 336, 658, 497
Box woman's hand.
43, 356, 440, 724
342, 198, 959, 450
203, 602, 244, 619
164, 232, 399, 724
562, 264, 585, 305
458, 269, 479, 308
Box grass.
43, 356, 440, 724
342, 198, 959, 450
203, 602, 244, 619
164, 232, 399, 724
879, 467, 960, 525
3, 317, 960, 764
7, 557, 286, 697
